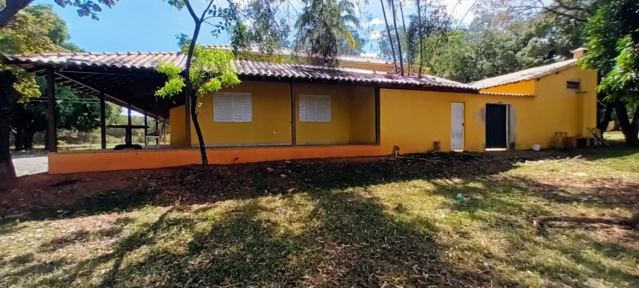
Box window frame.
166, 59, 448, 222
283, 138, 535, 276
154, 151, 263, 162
566, 80, 581, 90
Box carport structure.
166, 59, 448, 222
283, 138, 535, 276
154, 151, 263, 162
2, 52, 188, 152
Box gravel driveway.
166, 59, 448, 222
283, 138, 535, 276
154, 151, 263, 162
12, 154, 48, 177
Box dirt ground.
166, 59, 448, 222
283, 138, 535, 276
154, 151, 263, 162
0, 148, 607, 219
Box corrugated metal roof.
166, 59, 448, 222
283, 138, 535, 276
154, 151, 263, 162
470, 59, 577, 89
204, 44, 391, 64
2, 52, 476, 91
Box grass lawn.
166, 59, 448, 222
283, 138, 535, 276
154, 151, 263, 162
1, 148, 639, 287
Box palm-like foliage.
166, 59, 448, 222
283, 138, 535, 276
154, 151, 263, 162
295, 0, 360, 66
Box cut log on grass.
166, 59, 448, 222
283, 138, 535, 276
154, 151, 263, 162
534, 213, 639, 236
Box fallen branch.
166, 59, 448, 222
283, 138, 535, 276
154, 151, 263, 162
534, 214, 639, 236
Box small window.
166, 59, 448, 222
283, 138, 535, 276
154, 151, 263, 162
213, 92, 252, 122
299, 94, 331, 122
567, 81, 581, 90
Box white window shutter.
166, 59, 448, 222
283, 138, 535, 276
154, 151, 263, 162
240, 94, 252, 122
299, 94, 331, 122
214, 94, 232, 122
316, 96, 331, 122
299, 96, 308, 122
214, 93, 252, 122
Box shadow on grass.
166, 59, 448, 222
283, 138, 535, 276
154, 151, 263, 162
11, 189, 478, 287
579, 146, 639, 161
428, 177, 639, 287
4, 152, 516, 222
92, 191, 467, 286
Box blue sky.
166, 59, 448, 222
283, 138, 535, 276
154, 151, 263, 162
36, 0, 477, 54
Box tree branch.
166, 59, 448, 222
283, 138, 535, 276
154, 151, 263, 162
555, 0, 594, 16
0, 0, 35, 28
538, 0, 590, 23
542, 7, 588, 23
183, 0, 200, 22
200, 0, 215, 22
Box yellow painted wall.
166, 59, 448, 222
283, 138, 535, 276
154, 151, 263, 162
380, 89, 538, 152
294, 83, 352, 144
190, 81, 293, 146
349, 86, 376, 144
169, 106, 187, 145
170, 81, 377, 146
482, 80, 536, 95
534, 65, 597, 138
380, 66, 597, 153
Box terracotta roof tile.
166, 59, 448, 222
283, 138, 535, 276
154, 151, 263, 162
470, 59, 577, 89
2, 52, 476, 91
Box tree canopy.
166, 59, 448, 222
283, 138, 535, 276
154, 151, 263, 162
156, 43, 240, 99
295, 0, 359, 66
0, 0, 118, 29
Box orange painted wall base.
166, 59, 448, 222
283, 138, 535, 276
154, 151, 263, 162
48, 145, 386, 174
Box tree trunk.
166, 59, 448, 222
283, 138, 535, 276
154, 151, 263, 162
597, 101, 614, 135
44, 129, 49, 151
390, 0, 404, 76
629, 108, 639, 146
0, 71, 18, 186
399, 1, 409, 75
0, 0, 35, 29
23, 127, 35, 150
190, 91, 208, 166
534, 214, 639, 236
182, 0, 214, 167
416, 0, 424, 78
380, 0, 398, 73
615, 102, 639, 146
14, 127, 24, 151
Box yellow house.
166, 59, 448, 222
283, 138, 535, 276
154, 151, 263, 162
2, 48, 597, 174
170, 50, 596, 154
470, 49, 597, 150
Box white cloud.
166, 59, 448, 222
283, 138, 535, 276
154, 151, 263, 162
369, 30, 382, 40
364, 18, 385, 27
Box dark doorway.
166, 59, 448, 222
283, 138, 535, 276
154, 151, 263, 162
485, 104, 507, 149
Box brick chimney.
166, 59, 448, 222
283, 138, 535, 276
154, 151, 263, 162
571, 47, 588, 59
